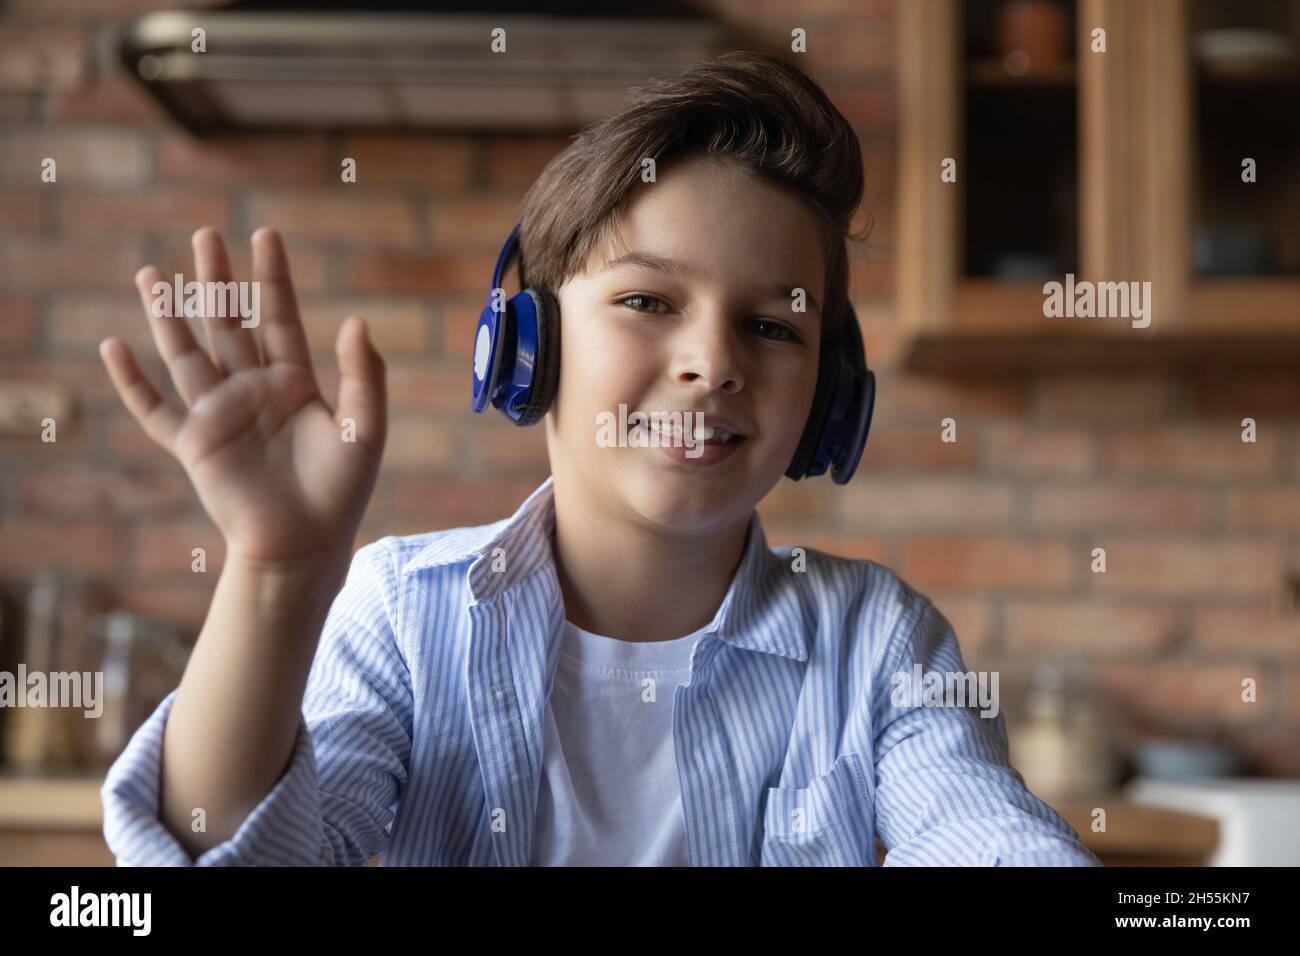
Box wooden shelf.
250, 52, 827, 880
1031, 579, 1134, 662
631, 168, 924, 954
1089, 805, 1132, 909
0, 773, 104, 829
1055, 794, 1219, 864
968, 58, 1076, 87
899, 0, 1300, 370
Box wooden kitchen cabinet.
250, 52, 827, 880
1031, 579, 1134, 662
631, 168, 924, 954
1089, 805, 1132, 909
898, 0, 1300, 373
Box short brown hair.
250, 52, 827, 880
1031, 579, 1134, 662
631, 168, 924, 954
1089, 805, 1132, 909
517, 50, 869, 347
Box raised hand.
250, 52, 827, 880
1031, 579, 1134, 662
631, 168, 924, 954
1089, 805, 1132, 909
99, 227, 387, 568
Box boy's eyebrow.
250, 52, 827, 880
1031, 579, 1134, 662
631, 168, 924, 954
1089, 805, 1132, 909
599, 250, 821, 315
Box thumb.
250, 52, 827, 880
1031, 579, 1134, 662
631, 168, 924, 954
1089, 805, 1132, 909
334, 316, 386, 448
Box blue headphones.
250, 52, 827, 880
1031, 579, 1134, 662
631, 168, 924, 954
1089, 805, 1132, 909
470, 221, 875, 484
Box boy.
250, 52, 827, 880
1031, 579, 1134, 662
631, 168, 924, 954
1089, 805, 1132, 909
99, 51, 1098, 866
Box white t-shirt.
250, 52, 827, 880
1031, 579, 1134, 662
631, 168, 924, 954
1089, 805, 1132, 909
530, 618, 705, 866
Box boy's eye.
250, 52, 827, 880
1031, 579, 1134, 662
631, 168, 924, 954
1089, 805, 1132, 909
617, 293, 669, 314
750, 318, 800, 343
617, 294, 802, 343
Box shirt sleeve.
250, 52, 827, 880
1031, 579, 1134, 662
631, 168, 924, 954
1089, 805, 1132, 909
869, 597, 1101, 867
101, 538, 414, 866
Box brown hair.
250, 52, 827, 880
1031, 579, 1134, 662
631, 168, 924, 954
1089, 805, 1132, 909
517, 50, 869, 347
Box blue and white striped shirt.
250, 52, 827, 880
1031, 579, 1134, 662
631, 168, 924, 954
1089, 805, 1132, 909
102, 475, 1100, 866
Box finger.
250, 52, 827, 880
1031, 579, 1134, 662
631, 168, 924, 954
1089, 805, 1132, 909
135, 264, 224, 408
99, 337, 183, 454
334, 317, 386, 450
251, 226, 317, 379
193, 227, 262, 375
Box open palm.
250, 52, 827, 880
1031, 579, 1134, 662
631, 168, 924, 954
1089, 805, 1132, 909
100, 227, 387, 567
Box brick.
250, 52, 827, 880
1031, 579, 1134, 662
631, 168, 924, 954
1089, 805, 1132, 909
810, 21, 897, 75
0, 191, 45, 233
756, 478, 835, 523
1035, 375, 1173, 422
1193, 607, 1300, 658
0, 519, 121, 576
1090, 539, 1283, 599
129, 523, 224, 577
247, 192, 421, 246
0, 354, 119, 403
1093, 661, 1277, 725
0, 93, 38, 122
929, 593, 995, 655
838, 479, 1013, 529
1190, 372, 1300, 421
483, 135, 574, 189
1102, 427, 1280, 478
109, 582, 213, 638
857, 423, 978, 472
871, 374, 1025, 423
0, 422, 94, 464
21, 466, 190, 517
1225, 486, 1300, 532
0, 27, 88, 92
49, 294, 161, 353
428, 194, 526, 249
384, 362, 473, 415
102, 412, 171, 463
48, 75, 165, 124
763, 528, 891, 565
0, 297, 37, 351
59, 191, 231, 235
348, 250, 495, 297
382, 418, 459, 469
985, 424, 1098, 476
1029, 484, 1212, 530
152, 239, 329, 295
438, 295, 487, 360
391, 475, 547, 530
1004, 600, 1180, 655
900, 536, 1077, 590
0, 237, 146, 289
297, 299, 429, 356
340, 134, 475, 190
156, 133, 330, 186
474, 418, 549, 470
0, 130, 148, 188
825, 87, 895, 130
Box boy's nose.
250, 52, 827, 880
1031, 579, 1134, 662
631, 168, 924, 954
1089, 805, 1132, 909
671, 323, 744, 394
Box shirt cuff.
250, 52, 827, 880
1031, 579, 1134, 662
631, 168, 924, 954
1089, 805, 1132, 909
101, 688, 325, 866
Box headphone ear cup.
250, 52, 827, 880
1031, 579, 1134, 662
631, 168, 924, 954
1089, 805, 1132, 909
785, 358, 838, 480
515, 287, 560, 426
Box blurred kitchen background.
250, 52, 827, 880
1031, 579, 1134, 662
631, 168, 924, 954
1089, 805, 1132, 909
0, 0, 1297, 866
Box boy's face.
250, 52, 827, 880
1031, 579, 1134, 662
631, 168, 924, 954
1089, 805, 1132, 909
544, 157, 826, 533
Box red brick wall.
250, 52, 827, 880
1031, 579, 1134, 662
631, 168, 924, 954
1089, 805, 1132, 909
2, 0, 1298, 776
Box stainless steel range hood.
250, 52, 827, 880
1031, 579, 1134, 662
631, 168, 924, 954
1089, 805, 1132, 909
118, 0, 741, 135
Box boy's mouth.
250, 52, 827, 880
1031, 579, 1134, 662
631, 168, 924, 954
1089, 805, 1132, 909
649, 420, 747, 445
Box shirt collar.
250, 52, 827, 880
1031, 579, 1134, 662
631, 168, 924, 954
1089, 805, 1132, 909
400, 475, 808, 662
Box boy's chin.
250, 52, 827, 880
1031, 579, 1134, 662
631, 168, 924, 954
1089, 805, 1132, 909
609, 462, 769, 532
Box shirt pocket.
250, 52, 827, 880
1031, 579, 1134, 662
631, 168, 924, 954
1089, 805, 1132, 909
759, 752, 875, 867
